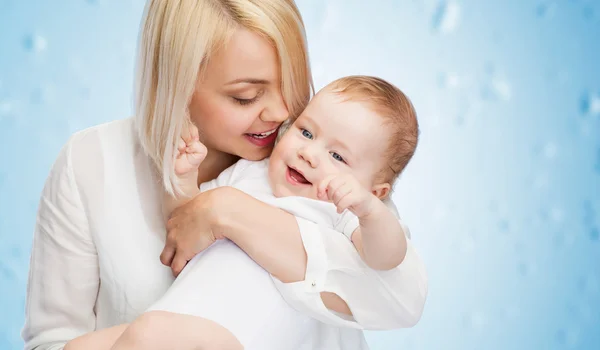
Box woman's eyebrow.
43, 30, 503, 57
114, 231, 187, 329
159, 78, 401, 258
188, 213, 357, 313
225, 78, 270, 85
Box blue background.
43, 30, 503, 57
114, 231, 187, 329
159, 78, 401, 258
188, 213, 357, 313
1, 0, 599, 349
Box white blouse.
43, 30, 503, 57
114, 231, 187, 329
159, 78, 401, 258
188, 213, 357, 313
21, 117, 428, 350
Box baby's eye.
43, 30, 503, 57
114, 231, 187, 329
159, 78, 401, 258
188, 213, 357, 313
301, 129, 313, 139
330, 152, 345, 163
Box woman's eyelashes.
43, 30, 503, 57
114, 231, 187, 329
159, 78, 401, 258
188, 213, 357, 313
232, 90, 264, 106
233, 96, 258, 105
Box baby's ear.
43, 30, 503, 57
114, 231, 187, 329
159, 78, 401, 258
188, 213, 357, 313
371, 183, 391, 200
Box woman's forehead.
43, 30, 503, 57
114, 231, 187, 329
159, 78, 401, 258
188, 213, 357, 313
204, 28, 279, 85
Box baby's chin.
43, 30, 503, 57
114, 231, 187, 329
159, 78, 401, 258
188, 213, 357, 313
269, 181, 298, 198
270, 181, 318, 200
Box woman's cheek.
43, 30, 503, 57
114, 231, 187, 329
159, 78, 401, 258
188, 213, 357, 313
231, 109, 259, 132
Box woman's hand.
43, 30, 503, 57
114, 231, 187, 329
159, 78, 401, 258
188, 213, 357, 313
161, 188, 227, 277
160, 186, 307, 282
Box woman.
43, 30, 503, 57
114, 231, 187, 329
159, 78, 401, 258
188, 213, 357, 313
22, 1, 427, 349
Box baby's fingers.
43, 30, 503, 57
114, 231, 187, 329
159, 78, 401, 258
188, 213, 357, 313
177, 138, 187, 154
318, 174, 338, 200
187, 141, 208, 161
317, 176, 331, 200
189, 122, 200, 141
336, 192, 358, 214
181, 119, 199, 143
331, 183, 352, 207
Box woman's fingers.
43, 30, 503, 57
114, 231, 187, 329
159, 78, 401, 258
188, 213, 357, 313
171, 254, 188, 277
160, 244, 176, 267
161, 192, 220, 276
161, 227, 177, 266
169, 233, 217, 277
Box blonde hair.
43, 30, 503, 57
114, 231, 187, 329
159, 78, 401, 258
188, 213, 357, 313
326, 75, 419, 182
134, 0, 313, 194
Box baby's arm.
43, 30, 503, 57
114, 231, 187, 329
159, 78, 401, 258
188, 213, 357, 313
350, 200, 408, 270
319, 174, 407, 270
163, 122, 207, 219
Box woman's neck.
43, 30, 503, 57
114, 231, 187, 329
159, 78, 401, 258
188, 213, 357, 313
196, 148, 239, 185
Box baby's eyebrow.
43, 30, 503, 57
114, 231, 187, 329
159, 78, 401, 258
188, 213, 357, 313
299, 115, 320, 133
332, 138, 352, 157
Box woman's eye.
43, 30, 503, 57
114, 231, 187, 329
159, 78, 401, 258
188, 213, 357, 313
330, 152, 345, 163
301, 129, 313, 139
232, 89, 264, 106
233, 96, 258, 106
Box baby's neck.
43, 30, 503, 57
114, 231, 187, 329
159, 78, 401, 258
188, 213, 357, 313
196, 149, 239, 185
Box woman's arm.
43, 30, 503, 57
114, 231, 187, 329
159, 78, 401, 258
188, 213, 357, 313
162, 186, 307, 283
22, 135, 101, 350
164, 186, 428, 328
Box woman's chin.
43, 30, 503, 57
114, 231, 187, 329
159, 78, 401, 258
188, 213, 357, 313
239, 147, 273, 161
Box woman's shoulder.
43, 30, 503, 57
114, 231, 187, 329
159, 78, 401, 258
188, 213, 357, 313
69, 116, 137, 149
64, 116, 149, 184
65, 117, 142, 163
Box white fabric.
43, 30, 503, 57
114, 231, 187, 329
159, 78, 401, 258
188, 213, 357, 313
149, 159, 358, 348
148, 239, 314, 349
22, 118, 428, 350
199, 158, 360, 239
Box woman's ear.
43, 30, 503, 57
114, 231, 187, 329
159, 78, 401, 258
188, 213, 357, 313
371, 182, 391, 200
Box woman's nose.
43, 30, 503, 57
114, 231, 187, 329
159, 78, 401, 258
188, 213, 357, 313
260, 92, 289, 124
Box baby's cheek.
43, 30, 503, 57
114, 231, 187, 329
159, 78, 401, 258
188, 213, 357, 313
321, 161, 343, 177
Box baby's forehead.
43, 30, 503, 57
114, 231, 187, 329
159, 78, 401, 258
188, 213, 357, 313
307, 96, 386, 127
301, 110, 390, 152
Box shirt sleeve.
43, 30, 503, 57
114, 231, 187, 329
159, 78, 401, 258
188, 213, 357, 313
334, 211, 359, 240
271, 214, 427, 330
199, 160, 251, 192
21, 134, 100, 350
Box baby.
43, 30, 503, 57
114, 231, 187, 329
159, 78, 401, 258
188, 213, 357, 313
106, 75, 419, 350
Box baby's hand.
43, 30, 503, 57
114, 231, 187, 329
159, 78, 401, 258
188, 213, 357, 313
317, 174, 377, 218
174, 121, 207, 177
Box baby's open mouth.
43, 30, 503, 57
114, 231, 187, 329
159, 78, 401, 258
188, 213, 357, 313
288, 167, 311, 185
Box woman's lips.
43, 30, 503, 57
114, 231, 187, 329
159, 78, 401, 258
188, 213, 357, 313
244, 130, 278, 147
286, 166, 311, 185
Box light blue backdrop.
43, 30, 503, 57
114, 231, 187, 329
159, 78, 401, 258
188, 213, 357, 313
1, 0, 599, 349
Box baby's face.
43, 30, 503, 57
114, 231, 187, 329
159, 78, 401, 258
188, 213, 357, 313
269, 90, 390, 199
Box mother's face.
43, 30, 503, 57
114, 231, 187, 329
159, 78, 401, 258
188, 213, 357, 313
189, 27, 289, 161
